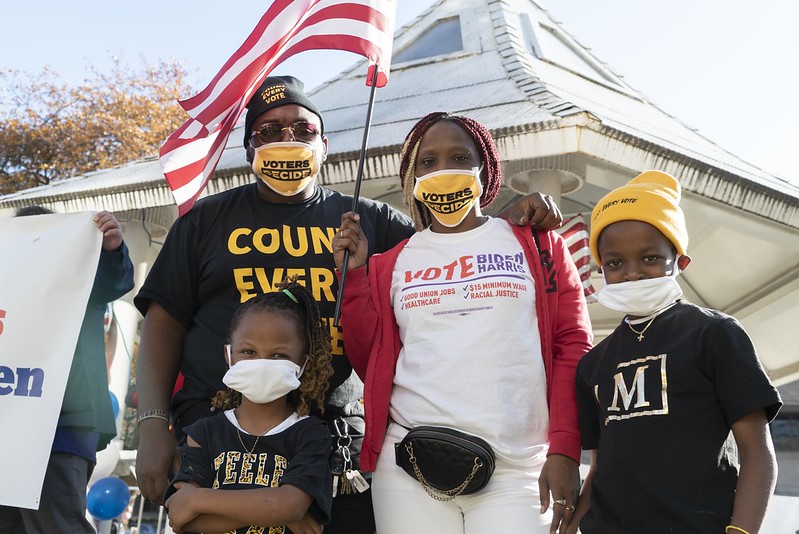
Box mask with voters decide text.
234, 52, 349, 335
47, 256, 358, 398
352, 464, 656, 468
413, 168, 483, 227
251, 141, 321, 196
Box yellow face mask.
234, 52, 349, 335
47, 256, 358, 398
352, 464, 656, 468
251, 141, 321, 196
413, 168, 483, 227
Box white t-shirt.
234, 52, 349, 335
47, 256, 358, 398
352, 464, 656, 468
225, 410, 307, 435
389, 217, 549, 462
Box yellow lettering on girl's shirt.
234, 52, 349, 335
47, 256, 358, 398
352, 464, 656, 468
270, 455, 287, 487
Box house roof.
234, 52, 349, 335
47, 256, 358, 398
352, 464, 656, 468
2, 0, 797, 215
309, 0, 799, 224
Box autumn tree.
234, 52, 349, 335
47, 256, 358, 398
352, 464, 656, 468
0, 58, 193, 195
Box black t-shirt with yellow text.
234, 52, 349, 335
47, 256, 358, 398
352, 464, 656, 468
135, 183, 414, 422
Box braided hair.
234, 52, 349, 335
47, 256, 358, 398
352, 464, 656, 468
399, 112, 503, 231
212, 277, 333, 416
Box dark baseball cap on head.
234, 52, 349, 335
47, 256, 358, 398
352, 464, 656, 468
243, 75, 324, 148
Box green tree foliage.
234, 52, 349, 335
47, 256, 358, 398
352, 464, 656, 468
0, 58, 193, 195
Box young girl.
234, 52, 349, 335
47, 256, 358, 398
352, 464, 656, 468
164, 279, 334, 534
332, 112, 593, 534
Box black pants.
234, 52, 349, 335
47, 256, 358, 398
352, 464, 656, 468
0, 453, 95, 534
326, 489, 375, 534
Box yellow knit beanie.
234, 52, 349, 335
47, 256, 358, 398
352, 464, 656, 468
589, 170, 688, 265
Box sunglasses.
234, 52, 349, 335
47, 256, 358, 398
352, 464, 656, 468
249, 121, 321, 146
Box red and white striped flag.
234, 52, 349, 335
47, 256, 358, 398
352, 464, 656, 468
161, 0, 396, 216
556, 214, 597, 303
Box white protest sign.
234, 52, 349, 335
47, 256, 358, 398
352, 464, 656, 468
0, 212, 101, 509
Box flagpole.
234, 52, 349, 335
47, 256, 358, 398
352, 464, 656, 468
333, 66, 381, 326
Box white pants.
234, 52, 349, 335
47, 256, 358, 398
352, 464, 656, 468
372, 423, 553, 534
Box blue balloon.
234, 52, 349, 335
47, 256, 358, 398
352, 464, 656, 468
87, 477, 129, 520
108, 391, 119, 419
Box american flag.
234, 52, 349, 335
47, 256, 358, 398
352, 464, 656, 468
161, 0, 396, 216
556, 214, 597, 302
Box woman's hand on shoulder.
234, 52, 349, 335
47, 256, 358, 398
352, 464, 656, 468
333, 211, 369, 271
500, 192, 562, 230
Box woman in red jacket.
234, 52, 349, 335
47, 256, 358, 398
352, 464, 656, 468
333, 112, 592, 534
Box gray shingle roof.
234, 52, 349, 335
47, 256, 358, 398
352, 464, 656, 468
3, 0, 797, 219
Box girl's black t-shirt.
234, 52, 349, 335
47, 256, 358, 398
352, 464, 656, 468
169, 414, 333, 531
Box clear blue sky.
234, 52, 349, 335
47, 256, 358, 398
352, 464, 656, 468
2, 0, 797, 185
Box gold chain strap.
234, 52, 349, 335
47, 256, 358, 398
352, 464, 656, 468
405, 442, 483, 502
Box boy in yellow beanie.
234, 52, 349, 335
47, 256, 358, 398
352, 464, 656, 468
570, 171, 781, 534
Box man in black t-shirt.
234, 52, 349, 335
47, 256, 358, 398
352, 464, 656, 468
134, 75, 562, 533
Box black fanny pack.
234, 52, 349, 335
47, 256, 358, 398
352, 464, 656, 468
394, 426, 495, 501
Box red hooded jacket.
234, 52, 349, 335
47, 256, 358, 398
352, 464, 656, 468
340, 222, 592, 472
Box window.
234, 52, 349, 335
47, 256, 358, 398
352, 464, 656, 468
393, 17, 463, 64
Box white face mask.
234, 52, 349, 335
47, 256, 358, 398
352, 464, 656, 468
597, 261, 683, 317
222, 345, 307, 404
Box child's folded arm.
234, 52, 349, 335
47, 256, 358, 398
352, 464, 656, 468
173, 484, 314, 532
164, 433, 212, 503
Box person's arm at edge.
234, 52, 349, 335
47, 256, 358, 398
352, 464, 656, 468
90, 211, 135, 302
136, 301, 185, 504
728, 409, 777, 534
